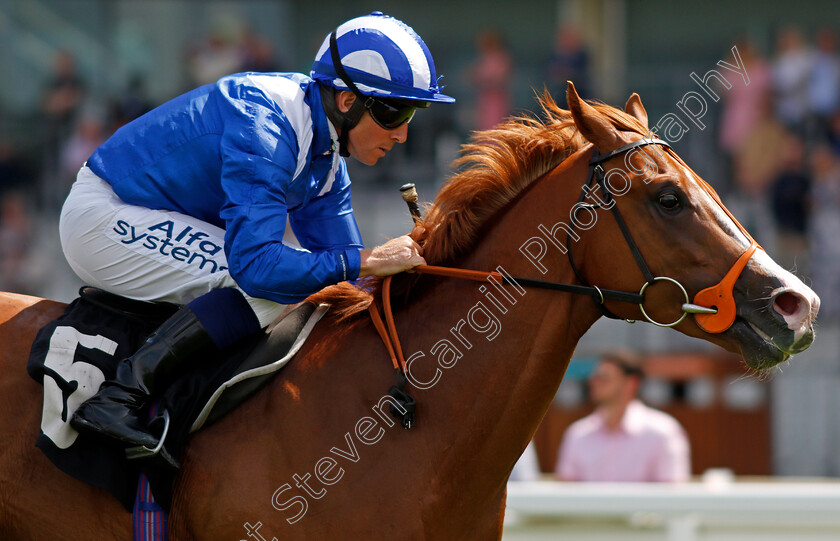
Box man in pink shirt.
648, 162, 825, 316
555, 351, 691, 482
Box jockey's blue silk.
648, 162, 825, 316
86, 72, 363, 304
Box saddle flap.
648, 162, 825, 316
188, 302, 328, 432
29, 291, 329, 511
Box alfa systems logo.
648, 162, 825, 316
109, 219, 229, 275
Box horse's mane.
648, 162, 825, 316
307, 92, 648, 319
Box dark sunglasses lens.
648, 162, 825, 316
369, 100, 416, 129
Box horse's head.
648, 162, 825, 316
565, 82, 819, 370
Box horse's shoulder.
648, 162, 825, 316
0, 291, 66, 328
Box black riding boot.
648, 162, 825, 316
71, 306, 214, 466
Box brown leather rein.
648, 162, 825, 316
367, 267, 504, 376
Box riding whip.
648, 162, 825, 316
399, 183, 422, 223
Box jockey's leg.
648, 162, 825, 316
59, 167, 288, 325
66, 300, 273, 469
70, 288, 260, 467
70, 305, 211, 464
60, 166, 287, 466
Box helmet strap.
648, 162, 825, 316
319, 85, 365, 157
329, 31, 370, 158
337, 100, 366, 158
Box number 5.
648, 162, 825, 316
40, 326, 118, 449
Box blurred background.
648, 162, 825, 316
2, 0, 840, 538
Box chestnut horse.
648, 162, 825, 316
0, 83, 819, 540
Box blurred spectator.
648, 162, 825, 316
728, 95, 789, 247
41, 50, 86, 139
187, 20, 282, 88
555, 351, 691, 483
467, 29, 512, 131
771, 134, 811, 273
0, 139, 27, 195
240, 25, 281, 73
546, 25, 590, 106
808, 29, 840, 141
734, 96, 789, 193
110, 74, 153, 130
186, 19, 244, 87
0, 191, 33, 293
719, 40, 772, 155
59, 111, 106, 194
828, 111, 840, 156
809, 145, 840, 320
40, 50, 86, 183
772, 27, 812, 135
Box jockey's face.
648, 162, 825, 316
337, 92, 409, 166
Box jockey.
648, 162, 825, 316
60, 12, 454, 468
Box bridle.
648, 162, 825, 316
584, 137, 759, 332
565, 136, 756, 329
370, 136, 760, 428
567, 137, 695, 326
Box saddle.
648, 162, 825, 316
27, 286, 327, 510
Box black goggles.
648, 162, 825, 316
363, 97, 426, 130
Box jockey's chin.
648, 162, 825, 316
346, 113, 406, 166
349, 145, 390, 166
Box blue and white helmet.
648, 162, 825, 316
311, 11, 455, 103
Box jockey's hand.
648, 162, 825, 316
409, 223, 428, 244
358, 235, 426, 277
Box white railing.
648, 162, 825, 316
504, 479, 840, 541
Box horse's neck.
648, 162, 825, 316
171, 158, 606, 535
400, 153, 602, 486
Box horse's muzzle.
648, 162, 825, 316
730, 249, 820, 368
767, 287, 819, 354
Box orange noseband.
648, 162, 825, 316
692, 239, 759, 333
664, 147, 762, 334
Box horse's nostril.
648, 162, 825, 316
773, 291, 802, 317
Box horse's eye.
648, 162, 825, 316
658, 193, 681, 211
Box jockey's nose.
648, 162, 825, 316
392, 122, 408, 144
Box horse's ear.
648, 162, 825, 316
567, 81, 622, 151
624, 93, 649, 128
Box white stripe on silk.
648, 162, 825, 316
246, 74, 313, 182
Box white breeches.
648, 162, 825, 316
59, 166, 286, 327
